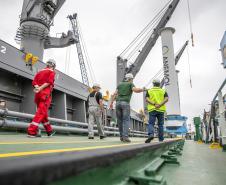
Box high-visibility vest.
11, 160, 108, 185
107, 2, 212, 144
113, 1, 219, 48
147, 87, 166, 112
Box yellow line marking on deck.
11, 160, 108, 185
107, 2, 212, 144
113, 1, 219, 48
0, 142, 143, 158
0, 140, 110, 145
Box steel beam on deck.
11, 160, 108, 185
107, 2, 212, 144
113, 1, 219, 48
0, 139, 183, 185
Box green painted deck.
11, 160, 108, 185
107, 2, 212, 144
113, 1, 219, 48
50, 140, 226, 185
0, 133, 148, 158
160, 140, 226, 185
1, 133, 226, 185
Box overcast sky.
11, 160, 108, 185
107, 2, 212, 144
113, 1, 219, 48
0, 0, 225, 127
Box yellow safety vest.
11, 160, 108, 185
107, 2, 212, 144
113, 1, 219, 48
147, 87, 166, 112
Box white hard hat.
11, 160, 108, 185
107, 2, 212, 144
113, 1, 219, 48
93, 83, 101, 89
47, 59, 56, 67
152, 79, 161, 84
125, 73, 134, 80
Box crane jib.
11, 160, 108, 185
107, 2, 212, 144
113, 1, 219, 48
129, 0, 180, 76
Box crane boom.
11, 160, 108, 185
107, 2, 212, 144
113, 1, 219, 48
143, 40, 188, 112
117, 0, 180, 85
175, 40, 189, 66
68, 13, 89, 86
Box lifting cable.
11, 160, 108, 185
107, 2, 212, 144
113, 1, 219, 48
186, 45, 192, 88
145, 68, 164, 88
119, 0, 171, 58
66, 46, 71, 75
119, 8, 164, 57
126, 11, 165, 60
77, 19, 96, 83
77, 19, 96, 84
65, 21, 72, 74
65, 47, 69, 73
187, 0, 194, 47
127, 4, 169, 59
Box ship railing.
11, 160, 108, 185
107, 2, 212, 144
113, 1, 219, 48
0, 109, 147, 137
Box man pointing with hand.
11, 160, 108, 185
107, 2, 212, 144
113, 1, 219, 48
110, 73, 146, 142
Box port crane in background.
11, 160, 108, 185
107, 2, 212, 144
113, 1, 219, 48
68, 13, 90, 87
68, 13, 112, 125
116, 0, 190, 136
15, 0, 76, 62
145, 40, 189, 89
144, 40, 189, 111
160, 40, 189, 87
116, 0, 180, 85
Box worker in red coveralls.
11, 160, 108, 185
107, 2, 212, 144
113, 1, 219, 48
27, 59, 56, 137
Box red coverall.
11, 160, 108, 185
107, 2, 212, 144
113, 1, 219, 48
27, 67, 55, 135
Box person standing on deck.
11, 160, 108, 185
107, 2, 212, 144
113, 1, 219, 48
27, 59, 56, 137
88, 83, 105, 139
145, 79, 168, 143
110, 73, 145, 142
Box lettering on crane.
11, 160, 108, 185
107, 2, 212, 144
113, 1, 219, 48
0, 45, 6, 54
163, 56, 170, 86
162, 45, 170, 86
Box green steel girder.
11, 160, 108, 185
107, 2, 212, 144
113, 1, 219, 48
128, 172, 166, 185
144, 158, 165, 176
49, 140, 184, 185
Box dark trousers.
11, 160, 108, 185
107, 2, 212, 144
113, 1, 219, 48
148, 110, 164, 141
116, 101, 130, 138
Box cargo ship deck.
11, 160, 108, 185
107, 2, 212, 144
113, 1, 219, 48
0, 133, 225, 185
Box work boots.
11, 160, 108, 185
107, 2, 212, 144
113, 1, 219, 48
27, 125, 41, 138
145, 136, 154, 143
122, 137, 131, 143
100, 135, 106, 139
47, 130, 56, 137
27, 133, 42, 138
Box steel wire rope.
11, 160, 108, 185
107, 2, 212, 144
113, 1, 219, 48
77, 19, 96, 84
119, 0, 171, 58
76, 23, 93, 85
78, 29, 95, 85
120, 0, 171, 57
119, 17, 157, 58
65, 21, 72, 74
145, 68, 164, 88
186, 0, 194, 47
126, 2, 170, 86
124, 4, 168, 60
126, 1, 169, 61
67, 23, 72, 75
65, 46, 69, 73
68, 17, 90, 84
186, 45, 192, 88
67, 46, 72, 75
126, 9, 166, 61
126, 13, 164, 61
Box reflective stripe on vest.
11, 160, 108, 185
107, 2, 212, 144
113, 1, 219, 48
147, 87, 166, 112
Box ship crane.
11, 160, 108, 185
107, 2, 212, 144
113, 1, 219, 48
68, 13, 90, 86
143, 40, 189, 114
116, 0, 190, 136
145, 40, 189, 88
117, 0, 180, 85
